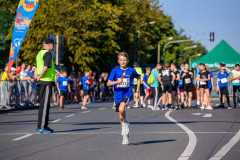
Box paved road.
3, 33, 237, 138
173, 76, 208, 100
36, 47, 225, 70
0, 101, 240, 160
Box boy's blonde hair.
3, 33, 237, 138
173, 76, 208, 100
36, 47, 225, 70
145, 67, 151, 72
118, 52, 129, 59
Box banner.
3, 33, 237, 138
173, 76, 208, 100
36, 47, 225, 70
7, 0, 39, 74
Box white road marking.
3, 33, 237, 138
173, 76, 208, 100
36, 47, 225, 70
203, 113, 212, 118
191, 113, 212, 118
165, 111, 197, 160
210, 129, 240, 160
51, 119, 61, 123
82, 110, 91, 113
12, 134, 33, 141
65, 114, 75, 118
191, 113, 201, 115
98, 107, 106, 110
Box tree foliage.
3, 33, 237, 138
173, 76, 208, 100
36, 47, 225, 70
3, 0, 207, 71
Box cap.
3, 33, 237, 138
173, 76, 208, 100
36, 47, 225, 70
133, 62, 138, 66
43, 38, 55, 44
32, 66, 36, 69
11, 67, 16, 71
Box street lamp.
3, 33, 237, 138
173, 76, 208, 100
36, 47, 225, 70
134, 21, 156, 63
157, 37, 173, 64
189, 53, 201, 67
183, 45, 197, 62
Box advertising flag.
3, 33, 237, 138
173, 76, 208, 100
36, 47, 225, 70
7, 0, 39, 74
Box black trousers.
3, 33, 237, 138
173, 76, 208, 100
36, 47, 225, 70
37, 84, 52, 129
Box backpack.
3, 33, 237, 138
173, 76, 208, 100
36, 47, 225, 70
148, 73, 153, 85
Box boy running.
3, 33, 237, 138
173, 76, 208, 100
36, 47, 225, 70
57, 71, 71, 110
107, 52, 141, 145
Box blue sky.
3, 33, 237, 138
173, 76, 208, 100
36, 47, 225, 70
160, 0, 240, 53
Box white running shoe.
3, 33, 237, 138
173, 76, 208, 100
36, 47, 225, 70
126, 105, 131, 109
122, 134, 129, 145
133, 104, 139, 108
152, 107, 160, 111
82, 106, 88, 110
147, 105, 153, 109
200, 106, 205, 110
205, 106, 213, 110
142, 103, 146, 108
121, 122, 130, 136
112, 106, 116, 109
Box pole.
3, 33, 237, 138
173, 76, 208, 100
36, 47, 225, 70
55, 35, 59, 65
157, 41, 160, 64
16, 54, 19, 68
162, 38, 207, 64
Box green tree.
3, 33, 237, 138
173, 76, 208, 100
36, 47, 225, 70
4, 0, 207, 72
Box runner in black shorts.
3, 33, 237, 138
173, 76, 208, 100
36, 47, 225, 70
180, 63, 193, 108
196, 63, 211, 110
171, 63, 180, 109
158, 63, 175, 110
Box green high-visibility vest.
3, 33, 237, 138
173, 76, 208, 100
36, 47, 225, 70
134, 67, 143, 85
36, 50, 55, 82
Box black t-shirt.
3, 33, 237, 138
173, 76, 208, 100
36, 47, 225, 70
173, 70, 179, 86
43, 52, 52, 68
181, 70, 192, 86
161, 69, 172, 82
37, 50, 55, 86
199, 70, 210, 86
99, 76, 104, 86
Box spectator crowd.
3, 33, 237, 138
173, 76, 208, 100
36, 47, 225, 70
0, 61, 240, 111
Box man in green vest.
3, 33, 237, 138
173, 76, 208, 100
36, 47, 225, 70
34, 38, 56, 134
133, 62, 144, 108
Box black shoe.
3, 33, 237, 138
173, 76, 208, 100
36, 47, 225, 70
195, 105, 200, 108
180, 104, 185, 109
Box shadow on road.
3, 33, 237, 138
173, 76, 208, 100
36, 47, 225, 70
54, 127, 109, 133
130, 139, 176, 145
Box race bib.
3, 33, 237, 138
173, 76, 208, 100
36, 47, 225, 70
62, 81, 68, 86
118, 78, 130, 88
233, 80, 240, 84
185, 78, 191, 84
200, 81, 206, 85
221, 78, 228, 83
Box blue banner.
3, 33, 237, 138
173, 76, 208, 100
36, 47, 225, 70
7, 0, 39, 74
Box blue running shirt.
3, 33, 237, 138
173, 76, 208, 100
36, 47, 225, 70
57, 77, 70, 92
108, 66, 140, 104
82, 76, 89, 90
143, 74, 150, 89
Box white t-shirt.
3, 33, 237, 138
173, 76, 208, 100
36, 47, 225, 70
20, 69, 27, 80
